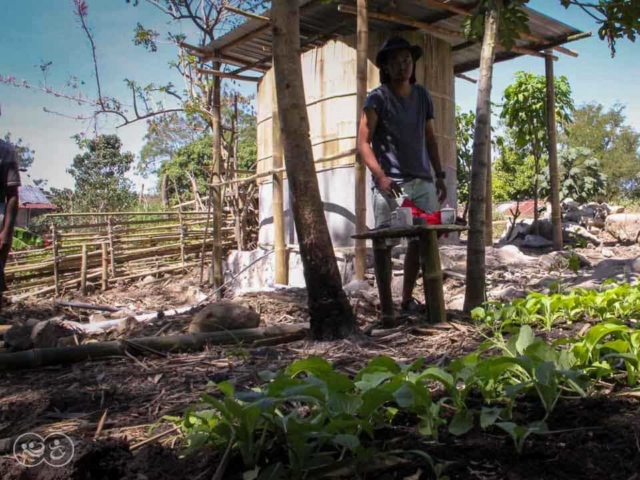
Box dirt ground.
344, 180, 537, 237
1, 238, 640, 479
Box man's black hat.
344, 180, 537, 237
375, 36, 423, 67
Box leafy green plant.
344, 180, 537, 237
11, 227, 44, 250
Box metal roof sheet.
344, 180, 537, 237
209, 0, 584, 75
17, 173, 54, 206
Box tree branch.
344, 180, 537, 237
74, 1, 105, 109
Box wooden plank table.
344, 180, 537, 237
352, 224, 468, 327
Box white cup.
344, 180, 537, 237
440, 207, 455, 224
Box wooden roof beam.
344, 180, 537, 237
222, 5, 270, 22
420, 0, 579, 57
196, 68, 260, 82
337, 4, 555, 60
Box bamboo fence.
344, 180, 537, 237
4, 211, 244, 300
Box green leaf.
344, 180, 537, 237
286, 357, 333, 377
327, 392, 363, 416
355, 371, 396, 392
480, 406, 503, 429
216, 380, 235, 398
449, 410, 474, 436
332, 434, 360, 451
471, 307, 486, 320
418, 367, 454, 389
393, 382, 415, 408
516, 325, 535, 354
360, 388, 394, 417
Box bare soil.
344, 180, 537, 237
1, 245, 639, 479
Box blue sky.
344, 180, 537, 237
1, 1, 638, 191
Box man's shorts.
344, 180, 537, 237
373, 178, 438, 228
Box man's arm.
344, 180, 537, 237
358, 109, 402, 196
1, 186, 19, 249
425, 119, 447, 203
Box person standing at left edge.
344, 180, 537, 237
0, 139, 21, 312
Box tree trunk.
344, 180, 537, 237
485, 119, 493, 246
271, 0, 355, 340
160, 173, 169, 208
463, 1, 502, 312
545, 49, 563, 250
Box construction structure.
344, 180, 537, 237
183, 0, 589, 285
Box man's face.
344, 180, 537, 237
385, 49, 414, 83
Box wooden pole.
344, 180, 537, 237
546, 49, 563, 251
211, 56, 224, 292
107, 217, 116, 277
196, 68, 260, 82
51, 225, 60, 296
271, 70, 288, 286
178, 210, 186, 266
485, 122, 493, 246
101, 242, 108, 291
80, 244, 88, 295
354, 0, 368, 281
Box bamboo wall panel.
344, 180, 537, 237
256, 32, 456, 209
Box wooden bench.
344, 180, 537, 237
352, 224, 468, 327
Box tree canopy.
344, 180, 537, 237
67, 134, 138, 212
561, 102, 640, 199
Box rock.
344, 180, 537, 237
588, 227, 602, 235
141, 275, 156, 285
390, 276, 404, 299
343, 280, 373, 295
57, 336, 77, 347
494, 245, 535, 265
563, 223, 601, 246
440, 251, 457, 270
31, 319, 76, 349
499, 220, 531, 244
522, 235, 554, 249
630, 258, 640, 274
607, 205, 625, 214
189, 301, 261, 333
561, 198, 580, 211
489, 285, 526, 302
587, 243, 596, 250
564, 210, 588, 224
447, 294, 464, 311
551, 251, 592, 269
4, 324, 34, 351
605, 213, 640, 243
602, 248, 614, 258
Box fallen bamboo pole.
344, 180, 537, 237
0, 323, 310, 371
53, 300, 121, 312
101, 242, 108, 290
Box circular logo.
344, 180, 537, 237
13, 432, 75, 468
13, 432, 45, 467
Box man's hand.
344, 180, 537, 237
436, 178, 447, 204
377, 174, 403, 197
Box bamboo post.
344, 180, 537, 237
101, 242, 108, 291
178, 210, 186, 266
546, 49, 563, 251
211, 56, 224, 291
80, 244, 88, 295
271, 69, 288, 285
107, 217, 116, 277
354, 0, 369, 281
51, 224, 60, 296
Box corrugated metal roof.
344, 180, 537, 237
18, 173, 55, 206
209, 0, 584, 75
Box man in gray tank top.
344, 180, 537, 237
358, 36, 447, 316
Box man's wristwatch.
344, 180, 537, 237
435, 171, 446, 180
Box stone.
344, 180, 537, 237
561, 198, 580, 211
495, 245, 535, 265
522, 235, 554, 249
602, 248, 614, 258
189, 301, 261, 333
499, 220, 531, 244
31, 319, 76, 349
563, 223, 601, 246
343, 280, 373, 295
605, 213, 640, 243
489, 285, 526, 302
589, 227, 602, 235
550, 251, 592, 269
390, 276, 404, 299
587, 243, 596, 250
630, 258, 640, 274
447, 294, 464, 311
4, 324, 34, 351
141, 275, 156, 285
607, 205, 625, 214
